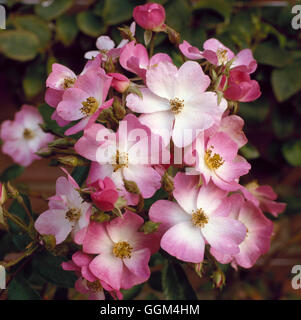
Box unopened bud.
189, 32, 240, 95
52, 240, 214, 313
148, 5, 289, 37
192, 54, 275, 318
6, 182, 19, 199
41, 234, 56, 251
139, 220, 160, 234
58, 156, 88, 167
162, 171, 174, 193
112, 98, 126, 120
195, 262, 203, 278
0, 183, 7, 205
90, 210, 111, 223
123, 179, 140, 194
108, 73, 130, 94
48, 138, 75, 148
211, 270, 226, 289
126, 84, 143, 99
36, 147, 53, 157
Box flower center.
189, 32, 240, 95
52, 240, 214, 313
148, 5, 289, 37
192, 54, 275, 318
191, 208, 208, 228
112, 241, 133, 259
63, 77, 76, 89
23, 128, 35, 140
217, 48, 228, 65
65, 208, 81, 222
87, 280, 103, 293
112, 150, 129, 172
205, 146, 224, 170
81, 97, 98, 116
170, 98, 184, 115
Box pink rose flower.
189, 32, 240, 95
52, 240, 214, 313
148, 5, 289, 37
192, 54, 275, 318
241, 182, 286, 217
220, 68, 261, 102
0, 105, 54, 167
149, 172, 246, 263
34, 170, 91, 245
89, 177, 119, 211
119, 41, 172, 81
83, 210, 159, 290
126, 60, 227, 147
211, 194, 273, 268
133, 3, 165, 31
62, 251, 122, 300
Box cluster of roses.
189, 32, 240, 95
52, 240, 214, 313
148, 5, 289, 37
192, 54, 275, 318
0, 3, 286, 300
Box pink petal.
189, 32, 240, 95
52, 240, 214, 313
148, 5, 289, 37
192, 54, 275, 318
179, 40, 203, 60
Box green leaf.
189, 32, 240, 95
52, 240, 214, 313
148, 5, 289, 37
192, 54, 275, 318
0, 164, 24, 182
0, 30, 39, 62
192, 0, 234, 21
239, 95, 269, 123
12, 15, 51, 50
272, 62, 301, 102
162, 261, 197, 300
121, 284, 143, 300
144, 188, 169, 212
272, 111, 294, 139
102, 0, 137, 26
71, 166, 89, 187
56, 15, 78, 46
8, 275, 41, 300
254, 41, 291, 68
282, 140, 301, 167
240, 143, 260, 160
35, 0, 74, 21
23, 62, 46, 98
76, 11, 107, 37
166, 0, 191, 32
33, 252, 77, 288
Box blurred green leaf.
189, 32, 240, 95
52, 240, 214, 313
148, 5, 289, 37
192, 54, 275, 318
35, 0, 74, 21
239, 96, 269, 123
8, 275, 41, 300
162, 261, 197, 300
0, 30, 39, 61
192, 0, 234, 21
76, 11, 106, 37
254, 41, 291, 68
12, 15, 51, 50
33, 252, 77, 288
148, 271, 163, 292
102, 0, 137, 26
240, 143, 260, 160
56, 15, 78, 47
282, 140, 301, 167
0, 164, 24, 182
121, 284, 143, 300
23, 62, 46, 98
166, 0, 191, 32
272, 111, 294, 139
71, 166, 89, 187
272, 62, 301, 102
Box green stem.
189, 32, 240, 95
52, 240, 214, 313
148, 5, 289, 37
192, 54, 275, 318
3, 208, 29, 234
149, 32, 156, 57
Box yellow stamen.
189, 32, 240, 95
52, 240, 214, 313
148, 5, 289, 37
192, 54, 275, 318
217, 48, 228, 65
112, 241, 133, 259
65, 208, 81, 222
205, 146, 224, 170
112, 150, 129, 172
63, 77, 76, 89
170, 98, 184, 115
81, 97, 98, 116
191, 208, 208, 228
23, 128, 35, 140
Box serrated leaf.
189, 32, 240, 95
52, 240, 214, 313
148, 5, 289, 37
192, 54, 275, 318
0, 30, 39, 61
272, 62, 301, 102
8, 275, 41, 300
282, 140, 301, 167
12, 15, 51, 50
56, 15, 78, 46
32, 252, 77, 288
0, 164, 24, 182
162, 261, 197, 300
35, 0, 74, 21
76, 11, 106, 37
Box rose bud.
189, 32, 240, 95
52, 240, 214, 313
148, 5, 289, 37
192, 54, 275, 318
133, 3, 166, 31
89, 177, 119, 212
108, 73, 130, 93
0, 183, 7, 205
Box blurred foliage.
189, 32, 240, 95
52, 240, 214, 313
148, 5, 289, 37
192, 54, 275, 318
1, 0, 301, 300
